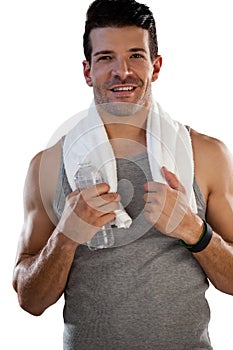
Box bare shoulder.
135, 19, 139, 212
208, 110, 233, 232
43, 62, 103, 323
190, 128, 233, 196
26, 140, 62, 211
29, 139, 62, 173
191, 127, 228, 155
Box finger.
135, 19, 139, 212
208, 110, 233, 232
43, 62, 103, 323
67, 189, 79, 200
79, 182, 110, 200
99, 192, 121, 205
66, 191, 81, 208
143, 192, 159, 204
143, 203, 162, 225
95, 212, 116, 228
96, 200, 120, 215
162, 166, 186, 193
144, 181, 164, 193
83, 192, 120, 209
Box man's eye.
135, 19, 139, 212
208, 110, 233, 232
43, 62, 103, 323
131, 53, 144, 59
97, 56, 112, 61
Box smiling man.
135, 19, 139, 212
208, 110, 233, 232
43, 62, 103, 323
83, 26, 161, 116
13, 1, 233, 349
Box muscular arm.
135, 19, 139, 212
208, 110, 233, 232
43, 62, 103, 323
13, 148, 79, 316
144, 129, 233, 295
191, 130, 233, 295
13, 143, 119, 315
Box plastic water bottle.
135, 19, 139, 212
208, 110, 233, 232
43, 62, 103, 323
74, 162, 114, 250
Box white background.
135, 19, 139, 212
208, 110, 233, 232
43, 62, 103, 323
1, 0, 233, 349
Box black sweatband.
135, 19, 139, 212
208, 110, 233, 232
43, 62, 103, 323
179, 220, 213, 253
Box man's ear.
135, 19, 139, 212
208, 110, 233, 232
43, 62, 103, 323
83, 60, 93, 87
151, 55, 162, 82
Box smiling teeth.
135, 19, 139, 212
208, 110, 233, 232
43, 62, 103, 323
113, 87, 134, 92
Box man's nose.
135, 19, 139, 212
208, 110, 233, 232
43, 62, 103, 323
111, 58, 132, 80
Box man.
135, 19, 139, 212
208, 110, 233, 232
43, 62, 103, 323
13, 0, 233, 349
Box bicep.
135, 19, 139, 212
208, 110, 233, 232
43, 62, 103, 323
206, 142, 233, 244
15, 152, 57, 265
17, 208, 56, 262
207, 191, 233, 244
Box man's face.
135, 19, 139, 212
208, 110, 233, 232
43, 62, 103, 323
83, 26, 162, 115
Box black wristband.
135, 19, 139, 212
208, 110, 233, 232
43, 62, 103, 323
179, 220, 213, 253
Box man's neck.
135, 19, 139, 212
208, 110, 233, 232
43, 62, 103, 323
105, 121, 146, 139
98, 102, 150, 138
100, 106, 149, 158
107, 126, 147, 158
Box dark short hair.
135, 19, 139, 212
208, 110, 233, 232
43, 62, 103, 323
83, 0, 158, 63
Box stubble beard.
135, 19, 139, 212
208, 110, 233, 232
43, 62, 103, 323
93, 85, 152, 117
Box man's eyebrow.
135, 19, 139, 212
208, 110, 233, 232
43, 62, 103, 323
128, 48, 147, 53
93, 48, 147, 57
93, 50, 114, 57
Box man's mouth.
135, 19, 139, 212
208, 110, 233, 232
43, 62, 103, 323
110, 86, 136, 92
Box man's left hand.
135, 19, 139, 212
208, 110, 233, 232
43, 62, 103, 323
143, 166, 203, 245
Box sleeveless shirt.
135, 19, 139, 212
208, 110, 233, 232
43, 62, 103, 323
53, 145, 212, 350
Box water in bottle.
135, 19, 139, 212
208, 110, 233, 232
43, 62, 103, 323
74, 162, 114, 250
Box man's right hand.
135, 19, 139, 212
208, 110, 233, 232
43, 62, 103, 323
56, 183, 120, 244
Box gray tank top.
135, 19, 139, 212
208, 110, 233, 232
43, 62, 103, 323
54, 148, 212, 350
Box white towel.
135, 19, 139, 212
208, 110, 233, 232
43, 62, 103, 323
63, 101, 197, 229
